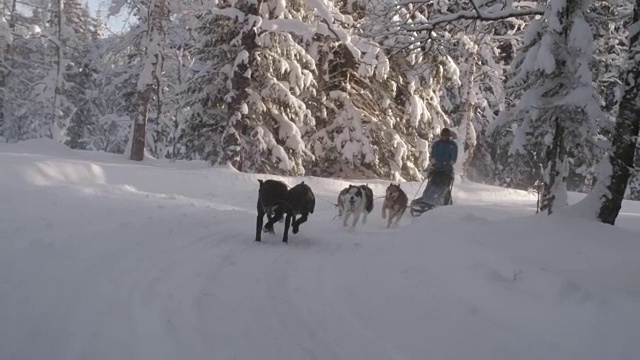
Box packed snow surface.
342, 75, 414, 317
1, 139, 639, 360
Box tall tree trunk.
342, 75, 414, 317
219, 0, 263, 168
541, 117, 568, 215
51, 0, 65, 142
131, 87, 153, 161
130, 0, 167, 161
594, 0, 640, 224
455, 55, 476, 179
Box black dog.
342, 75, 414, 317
255, 179, 288, 242
282, 181, 315, 243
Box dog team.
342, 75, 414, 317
255, 179, 409, 244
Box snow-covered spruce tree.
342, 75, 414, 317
79, 28, 141, 153
137, 3, 193, 160
0, 0, 96, 143
493, 0, 604, 215
4, 12, 59, 141
576, 0, 640, 224
0, 1, 15, 139
58, 0, 102, 149
588, 0, 640, 199
439, 28, 515, 183
361, 0, 541, 182
463, 19, 531, 187
185, 0, 321, 174
590, 0, 630, 117
149, 43, 192, 160
310, 0, 457, 181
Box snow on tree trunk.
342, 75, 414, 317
455, 55, 478, 179
462, 118, 477, 178
130, 0, 167, 161
577, 0, 640, 224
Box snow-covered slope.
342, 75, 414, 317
1, 140, 639, 360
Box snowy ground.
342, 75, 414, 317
1, 140, 639, 360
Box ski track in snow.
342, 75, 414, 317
1, 141, 640, 360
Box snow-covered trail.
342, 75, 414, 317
1, 141, 639, 360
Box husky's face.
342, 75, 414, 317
386, 184, 402, 201
344, 186, 363, 209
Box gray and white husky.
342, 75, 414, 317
337, 184, 374, 228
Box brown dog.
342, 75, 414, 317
381, 183, 408, 228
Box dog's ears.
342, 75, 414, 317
258, 179, 264, 186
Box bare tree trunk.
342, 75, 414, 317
541, 117, 568, 215
595, 0, 640, 224
130, 0, 167, 161
130, 87, 153, 161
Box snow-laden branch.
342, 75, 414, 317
365, 0, 544, 51
383, 2, 543, 33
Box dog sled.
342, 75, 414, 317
410, 164, 454, 217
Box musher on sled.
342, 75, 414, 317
410, 128, 458, 216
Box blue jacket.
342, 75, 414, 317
430, 139, 458, 166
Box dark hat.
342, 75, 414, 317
440, 128, 452, 137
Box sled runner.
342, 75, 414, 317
410, 165, 454, 217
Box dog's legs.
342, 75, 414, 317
351, 212, 361, 228
264, 214, 274, 234
264, 206, 284, 234
263, 206, 274, 233
342, 212, 350, 227
381, 203, 387, 219
394, 208, 406, 226
362, 210, 368, 225
386, 211, 393, 228
393, 208, 407, 226
293, 213, 308, 234
256, 207, 265, 242
277, 206, 285, 223
283, 212, 293, 243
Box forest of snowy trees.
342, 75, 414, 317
0, 0, 639, 221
